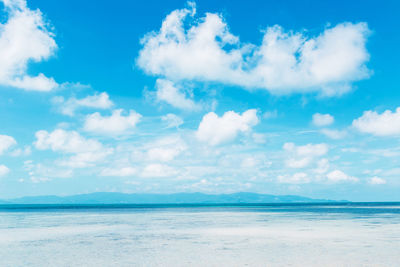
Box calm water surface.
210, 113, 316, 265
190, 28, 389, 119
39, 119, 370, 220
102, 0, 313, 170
0, 203, 399, 266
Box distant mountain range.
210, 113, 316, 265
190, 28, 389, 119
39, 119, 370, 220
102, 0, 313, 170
0, 192, 343, 204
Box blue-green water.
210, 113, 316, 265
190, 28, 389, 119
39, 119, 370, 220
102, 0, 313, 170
1, 203, 399, 266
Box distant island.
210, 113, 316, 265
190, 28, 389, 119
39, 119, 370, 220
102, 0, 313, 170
0, 192, 345, 204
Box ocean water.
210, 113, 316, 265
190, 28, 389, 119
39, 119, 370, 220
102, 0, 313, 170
0, 203, 399, 266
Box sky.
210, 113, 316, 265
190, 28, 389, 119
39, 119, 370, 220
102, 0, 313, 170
0, 0, 399, 201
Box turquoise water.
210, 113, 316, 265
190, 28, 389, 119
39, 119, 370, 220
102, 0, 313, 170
1, 203, 399, 266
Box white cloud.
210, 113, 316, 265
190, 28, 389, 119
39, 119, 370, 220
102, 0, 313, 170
283, 142, 328, 168
63, 151, 111, 168
23, 161, 73, 181
320, 129, 347, 139
240, 156, 260, 168
8, 74, 57, 91
0, 134, 16, 155
161, 113, 184, 128
137, 2, 370, 96
53, 92, 113, 116
285, 157, 312, 168
155, 79, 199, 110
0, 0, 58, 91
100, 167, 137, 177
312, 113, 334, 126
326, 170, 358, 183
140, 163, 177, 178
34, 129, 112, 168
352, 107, 400, 136
278, 168, 358, 184
10, 145, 31, 156
278, 172, 310, 184
146, 136, 187, 162
314, 158, 329, 174
196, 109, 259, 145
284, 142, 328, 157
0, 164, 10, 176
35, 129, 103, 153
83, 109, 141, 135
368, 176, 386, 185
147, 148, 182, 162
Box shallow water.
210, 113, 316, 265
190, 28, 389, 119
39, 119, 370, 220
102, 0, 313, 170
0, 204, 399, 266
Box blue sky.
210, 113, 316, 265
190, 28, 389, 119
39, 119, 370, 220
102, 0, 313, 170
0, 0, 399, 201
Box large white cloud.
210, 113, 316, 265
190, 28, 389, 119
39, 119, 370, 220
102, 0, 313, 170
0, 134, 16, 155
0, 0, 58, 91
34, 129, 112, 168
196, 109, 259, 145
352, 107, 400, 136
83, 109, 141, 135
137, 2, 370, 96
53, 92, 113, 116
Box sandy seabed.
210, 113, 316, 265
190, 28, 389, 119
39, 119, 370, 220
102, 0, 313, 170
0, 206, 399, 266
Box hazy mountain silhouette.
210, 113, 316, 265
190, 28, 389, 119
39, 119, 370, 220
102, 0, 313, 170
0, 192, 343, 204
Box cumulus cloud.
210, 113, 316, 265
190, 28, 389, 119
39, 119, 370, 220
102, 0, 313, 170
155, 79, 200, 110
312, 113, 334, 126
161, 113, 184, 128
352, 107, 400, 136
0, 134, 16, 155
283, 142, 328, 168
326, 170, 358, 183
0, 164, 10, 176
35, 129, 102, 153
196, 109, 259, 145
137, 2, 370, 96
34, 129, 112, 168
0, 0, 58, 91
368, 176, 386, 185
53, 92, 113, 116
83, 109, 141, 135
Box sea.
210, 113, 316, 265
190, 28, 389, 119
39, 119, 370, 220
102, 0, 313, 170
0, 203, 399, 266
